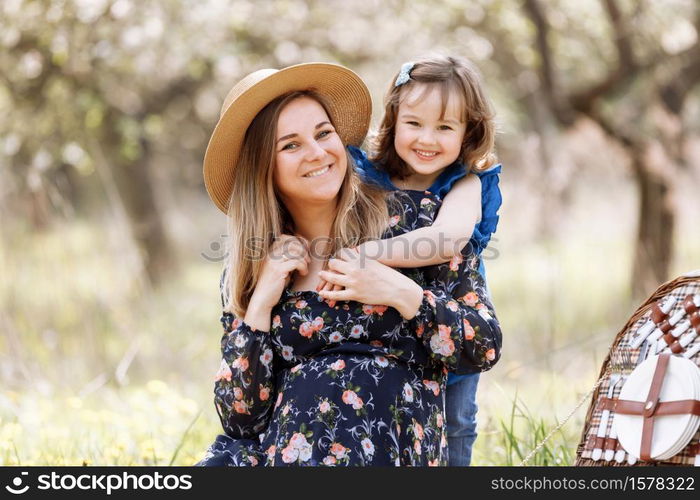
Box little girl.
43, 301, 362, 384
318, 55, 502, 466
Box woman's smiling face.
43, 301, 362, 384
273, 96, 347, 207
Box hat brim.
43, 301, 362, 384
203, 63, 372, 213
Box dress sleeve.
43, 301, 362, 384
213, 280, 276, 439
347, 145, 396, 191
408, 263, 502, 374
472, 164, 502, 253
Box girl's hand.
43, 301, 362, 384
246, 235, 310, 329
315, 246, 365, 293
315, 276, 343, 293
317, 248, 423, 319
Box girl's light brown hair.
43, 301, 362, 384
372, 55, 496, 179
223, 90, 389, 317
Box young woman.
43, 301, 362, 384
197, 63, 501, 466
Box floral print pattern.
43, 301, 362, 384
197, 191, 501, 466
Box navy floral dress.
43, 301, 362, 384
197, 191, 502, 466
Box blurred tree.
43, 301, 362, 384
2, 0, 698, 295
0, 0, 493, 284
0, 0, 222, 285
520, 0, 700, 298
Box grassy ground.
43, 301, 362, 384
1, 178, 698, 465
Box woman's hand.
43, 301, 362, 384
245, 235, 310, 330
317, 248, 423, 319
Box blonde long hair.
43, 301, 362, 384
223, 90, 388, 317
372, 55, 497, 178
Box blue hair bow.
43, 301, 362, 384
394, 61, 415, 87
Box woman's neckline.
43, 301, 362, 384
283, 287, 321, 296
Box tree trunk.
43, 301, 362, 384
110, 143, 174, 287
12, 147, 51, 231
629, 146, 674, 299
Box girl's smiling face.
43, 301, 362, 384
393, 83, 467, 188
273, 96, 347, 206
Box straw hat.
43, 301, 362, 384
203, 62, 372, 213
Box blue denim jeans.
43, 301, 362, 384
446, 372, 480, 466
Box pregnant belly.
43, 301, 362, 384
259, 354, 446, 465
273, 353, 414, 412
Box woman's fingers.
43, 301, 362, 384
284, 255, 309, 276
272, 234, 309, 261
314, 279, 334, 292
296, 259, 310, 277
318, 270, 350, 287
288, 241, 308, 260
295, 235, 311, 255
332, 284, 343, 292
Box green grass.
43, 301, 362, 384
492, 393, 575, 466
0, 382, 215, 465
1, 201, 698, 465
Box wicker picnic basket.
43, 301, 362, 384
575, 270, 700, 466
